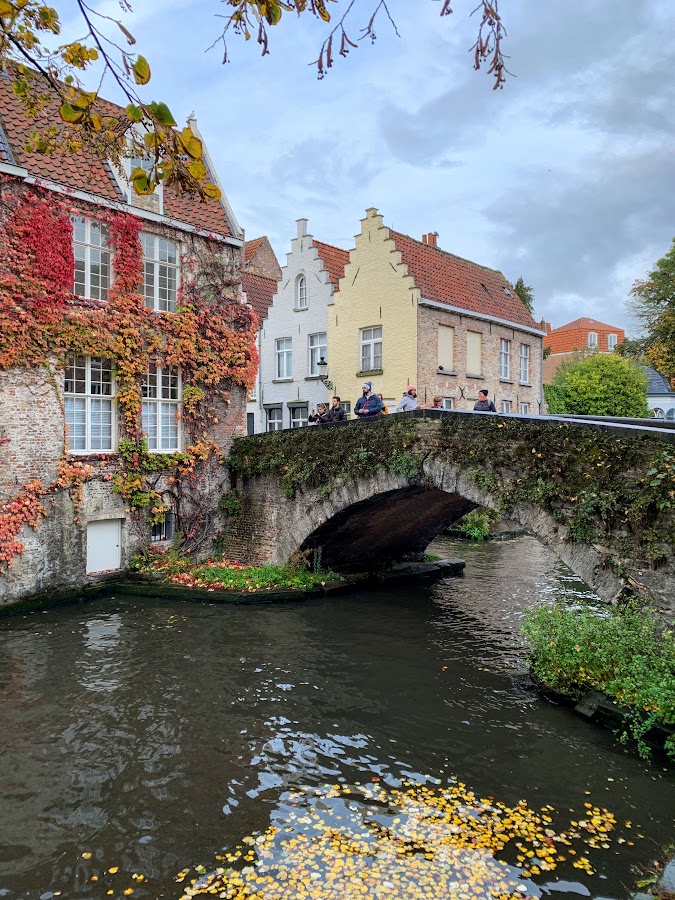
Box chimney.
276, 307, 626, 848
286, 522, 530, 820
422, 234, 428, 244
428, 232, 438, 248
296, 218, 308, 238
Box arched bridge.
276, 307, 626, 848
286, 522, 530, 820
224, 410, 675, 615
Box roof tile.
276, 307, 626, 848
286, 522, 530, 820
389, 230, 537, 329
242, 271, 278, 321
312, 240, 349, 290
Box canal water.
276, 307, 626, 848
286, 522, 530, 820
0, 535, 673, 900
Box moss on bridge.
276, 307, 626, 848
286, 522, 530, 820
229, 412, 675, 583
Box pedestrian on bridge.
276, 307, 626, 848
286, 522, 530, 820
474, 389, 497, 412
396, 385, 419, 412
355, 381, 383, 418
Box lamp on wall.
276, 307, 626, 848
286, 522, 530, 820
317, 358, 334, 391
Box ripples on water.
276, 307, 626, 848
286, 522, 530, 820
0, 535, 672, 900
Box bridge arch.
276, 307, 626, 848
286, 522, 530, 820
225, 412, 675, 611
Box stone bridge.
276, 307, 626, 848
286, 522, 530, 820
224, 410, 675, 615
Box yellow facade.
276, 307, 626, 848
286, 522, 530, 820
328, 208, 418, 413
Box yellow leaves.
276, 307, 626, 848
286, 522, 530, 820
132, 54, 151, 85
81, 851, 92, 859
0, 0, 15, 15
201, 182, 222, 200
180, 127, 203, 160
188, 159, 207, 182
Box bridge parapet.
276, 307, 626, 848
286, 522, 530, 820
224, 411, 675, 616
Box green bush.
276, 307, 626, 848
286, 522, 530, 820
456, 507, 499, 540
523, 603, 675, 759
545, 353, 650, 417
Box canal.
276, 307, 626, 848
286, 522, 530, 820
0, 535, 673, 900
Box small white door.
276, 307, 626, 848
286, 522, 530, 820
86, 519, 121, 573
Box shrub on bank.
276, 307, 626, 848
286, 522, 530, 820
131, 549, 338, 593
523, 603, 675, 760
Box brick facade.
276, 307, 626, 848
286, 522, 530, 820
544, 317, 625, 383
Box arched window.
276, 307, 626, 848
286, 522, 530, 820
296, 275, 307, 309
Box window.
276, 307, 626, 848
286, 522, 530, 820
141, 364, 180, 451
361, 326, 382, 371
520, 402, 529, 415
141, 233, 178, 312
72, 217, 111, 301
519, 343, 530, 383
466, 332, 482, 375
267, 407, 283, 431
500, 339, 511, 380
607, 333, 618, 351
289, 405, 308, 429
64, 356, 115, 451
587, 332, 598, 349
501, 400, 512, 413
296, 275, 307, 310
342, 401, 352, 417
442, 397, 454, 410
276, 338, 292, 378
151, 510, 174, 543
309, 333, 327, 375
438, 325, 454, 370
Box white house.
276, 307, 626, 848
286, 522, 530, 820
254, 219, 349, 432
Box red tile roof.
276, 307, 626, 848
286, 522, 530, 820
242, 271, 278, 321
389, 229, 538, 329
244, 237, 264, 261
550, 317, 623, 333
312, 240, 349, 290
0, 72, 234, 237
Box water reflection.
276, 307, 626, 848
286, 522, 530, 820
0, 536, 672, 900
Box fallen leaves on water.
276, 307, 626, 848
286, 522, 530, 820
175, 779, 617, 900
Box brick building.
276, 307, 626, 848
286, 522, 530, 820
327, 208, 545, 414
0, 73, 255, 607
543, 317, 625, 383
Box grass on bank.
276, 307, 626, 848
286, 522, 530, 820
523, 602, 675, 760
131, 549, 340, 593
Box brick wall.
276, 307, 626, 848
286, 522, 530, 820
417, 306, 544, 413
546, 324, 625, 355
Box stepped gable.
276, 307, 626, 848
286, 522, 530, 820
242, 271, 277, 321
388, 229, 537, 329
0, 71, 233, 237
312, 240, 349, 290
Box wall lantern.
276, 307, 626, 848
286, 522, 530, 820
317, 358, 334, 390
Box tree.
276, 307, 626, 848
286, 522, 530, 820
544, 353, 650, 418
0, 0, 508, 197
630, 238, 675, 384
513, 276, 534, 314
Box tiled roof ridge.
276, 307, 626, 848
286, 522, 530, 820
244, 236, 265, 258
312, 238, 350, 260
551, 317, 623, 333
388, 228, 508, 280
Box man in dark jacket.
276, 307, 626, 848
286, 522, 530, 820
473, 389, 497, 412
327, 396, 347, 422
355, 381, 383, 418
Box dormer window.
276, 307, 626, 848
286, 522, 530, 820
141, 233, 179, 312
295, 274, 307, 310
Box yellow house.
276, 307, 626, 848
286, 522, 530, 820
328, 208, 545, 415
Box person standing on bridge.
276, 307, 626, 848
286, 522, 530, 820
327, 396, 347, 422
355, 381, 383, 418
396, 385, 419, 412
474, 389, 497, 412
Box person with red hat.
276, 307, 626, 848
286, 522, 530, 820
396, 385, 419, 412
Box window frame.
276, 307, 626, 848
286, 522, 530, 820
442, 397, 454, 410
501, 400, 512, 413
64, 355, 116, 453
295, 274, 308, 310
151, 509, 175, 543
141, 364, 181, 453
289, 405, 308, 429
607, 333, 618, 351
141, 232, 180, 313
72, 216, 111, 302
520, 402, 529, 415
275, 337, 293, 379
266, 407, 283, 432
587, 332, 598, 349
308, 332, 327, 376
500, 338, 511, 380
360, 326, 383, 371
519, 343, 530, 384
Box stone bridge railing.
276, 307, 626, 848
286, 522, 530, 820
223, 410, 675, 616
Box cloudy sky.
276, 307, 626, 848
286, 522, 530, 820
65, 0, 675, 332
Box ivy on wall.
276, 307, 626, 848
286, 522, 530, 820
0, 178, 258, 569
